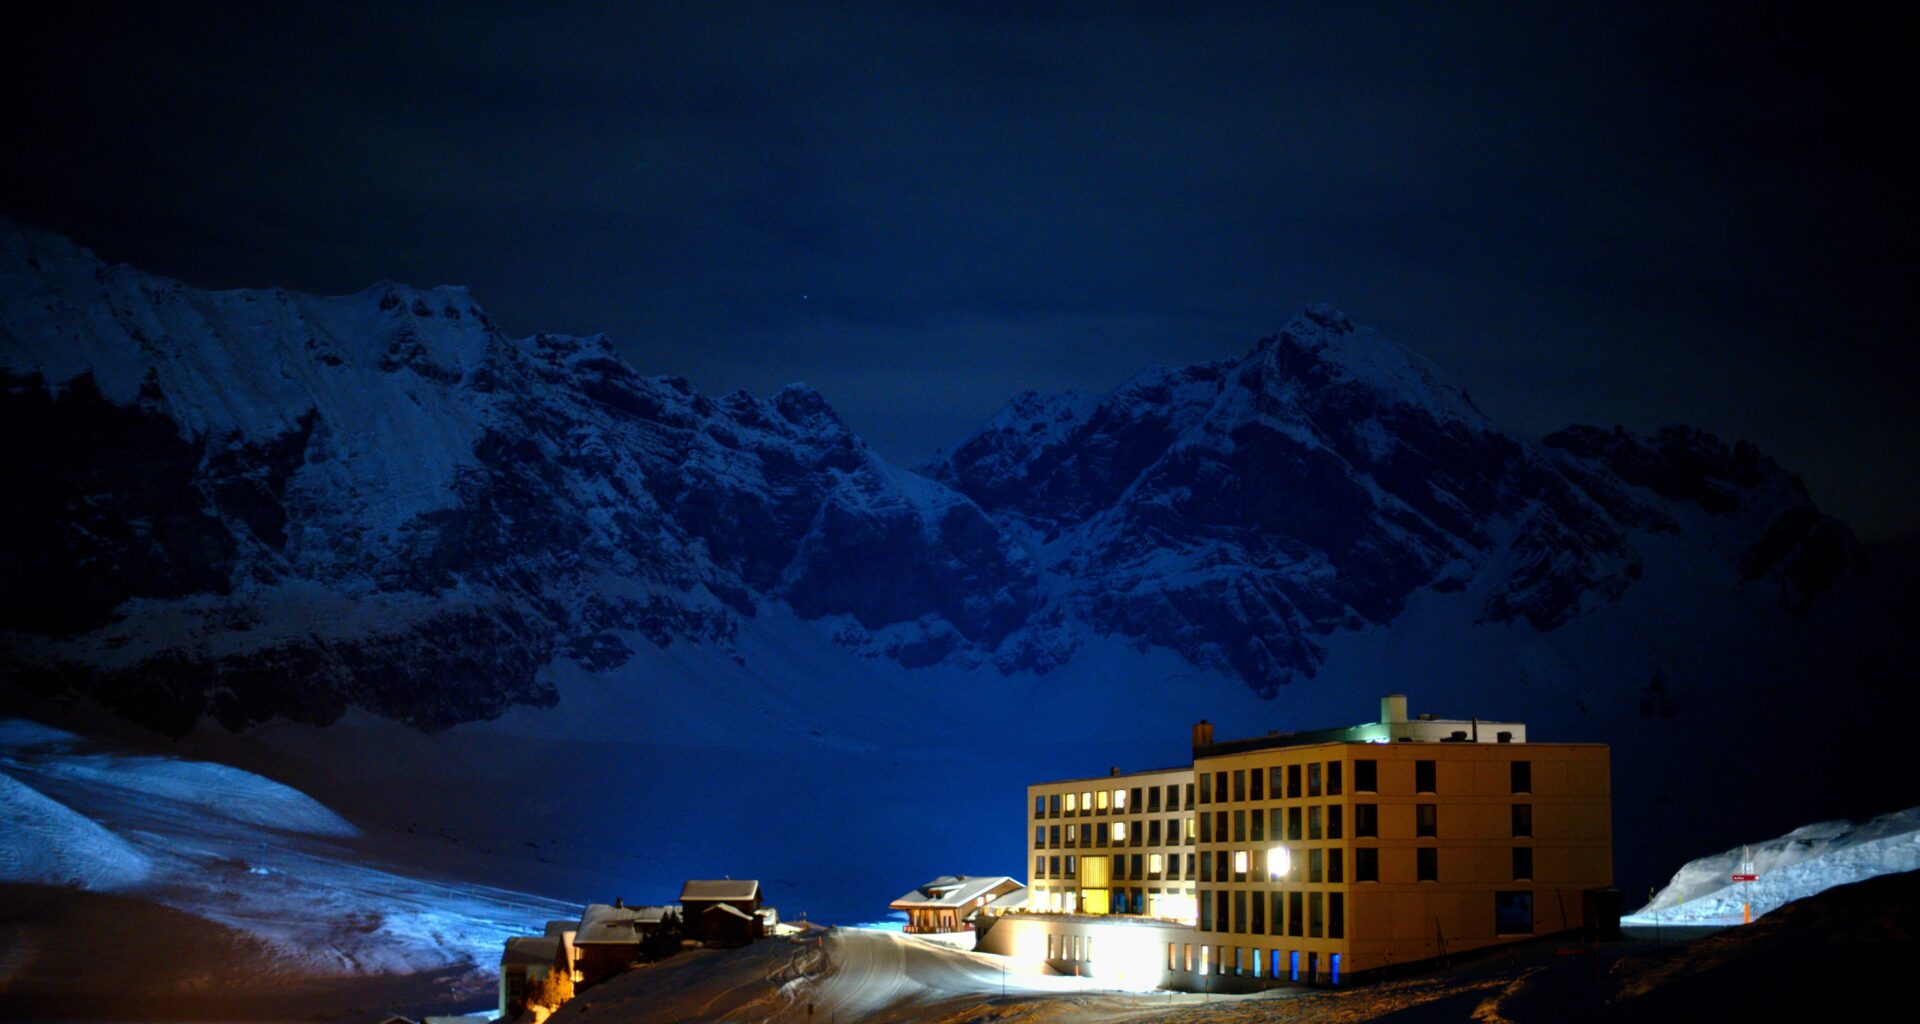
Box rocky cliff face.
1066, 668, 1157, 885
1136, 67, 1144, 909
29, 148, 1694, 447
0, 222, 1870, 733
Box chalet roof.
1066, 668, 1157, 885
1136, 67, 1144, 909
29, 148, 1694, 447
702, 902, 756, 921
681, 879, 760, 902
574, 903, 675, 944
889, 875, 1021, 910
543, 920, 575, 938
501, 936, 561, 968
983, 887, 1031, 913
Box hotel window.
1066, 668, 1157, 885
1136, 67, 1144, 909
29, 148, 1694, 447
1416, 759, 1436, 794
1035, 796, 1045, 817
1035, 826, 1044, 847
1417, 847, 1437, 882
1417, 803, 1437, 838
1355, 803, 1378, 838
1287, 764, 1302, 798
1308, 805, 1322, 840
1065, 792, 1078, 813
1067, 825, 1077, 846
1309, 892, 1324, 938
1150, 852, 1164, 876
1233, 849, 1250, 876
1050, 794, 1062, 815
1512, 803, 1533, 838
1101, 823, 1114, 846
1271, 892, 1285, 934
1251, 809, 1264, 841
1186, 783, 1195, 807
1308, 848, 1322, 884
1115, 854, 1128, 880
1200, 853, 1212, 881
1050, 855, 1061, 877
1186, 852, 1196, 878
1328, 848, 1344, 883
1035, 855, 1045, 877
1269, 765, 1284, 795
1269, 807, 1283, 838
1495, 891, 1534, 935
1307, 762, 1322, 797
1511, 760, 1531, 795
1288, 892, 1304, 936
1184, 943, 1194, 972
1067, 855, 1078, 878
1167, 784, 1179, 811
1288, 806, 1303, 841
1186, 816, 1196, 841
1327, 761, 1343, 795
1234, 810, 1247, 842
1355, 847, 1378, 882
1233, 770, 1246, 802
1215, 771, 1227, 803
1200, 813, 1213, 843
1097, 789, 1110, 811
1329, 892, 1345, 938
1113, 821, 1128, 842
1082, 791, 1093, 813
1216, 892, 1230, 935
1252, 892, 1266, 933
1234, 891, 1248, 934
1355, 759, 1377, 792
1327, 805, 1343, 839
1215, 810, 1228, 841
1250, 767, 1264, 800
1131, 786, 1142, 810
1049, 825, 1060, 846
1148, 786, 1162, 812
1132, 854, 1144, 880
1216, 850, 1230, 881
1149, 819, 1162, 845
1080, 824, 1092, 845
1199, 773, 1212, 804
1513, 846, 1533, 881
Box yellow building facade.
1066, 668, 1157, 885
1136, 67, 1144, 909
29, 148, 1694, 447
1010, 696, 1613, 988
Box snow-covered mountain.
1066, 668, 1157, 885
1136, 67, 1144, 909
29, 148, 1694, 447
0, 220, 1893, 737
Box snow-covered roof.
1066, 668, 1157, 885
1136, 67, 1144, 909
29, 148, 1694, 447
542, 919, 575, 938
702, 902, 755, 921
889, 875, 1021, 909
681, 879, 759, 902
501, 936, 561, 968
574, 903, 675, 944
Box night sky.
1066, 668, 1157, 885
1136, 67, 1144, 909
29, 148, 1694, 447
6, 2, 1913, 541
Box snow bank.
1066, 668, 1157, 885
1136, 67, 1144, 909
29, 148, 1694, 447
37, 754, 361, 837
0, 772, 149, 889
0, 719, 81, 751
1624, 806, 1920, 925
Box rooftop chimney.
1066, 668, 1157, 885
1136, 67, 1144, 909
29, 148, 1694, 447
614, 898, 624, 909
1192, 719, 1214, 749
1109, 766, 1120, 776
1381, 694, 1408, 725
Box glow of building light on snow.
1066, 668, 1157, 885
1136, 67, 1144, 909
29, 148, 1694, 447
1089, 923, 1163, 989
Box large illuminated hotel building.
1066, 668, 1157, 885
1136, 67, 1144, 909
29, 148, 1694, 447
979, 695, 1613, 989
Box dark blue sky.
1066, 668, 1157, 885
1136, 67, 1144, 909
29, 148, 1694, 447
6, 2, 1913, 540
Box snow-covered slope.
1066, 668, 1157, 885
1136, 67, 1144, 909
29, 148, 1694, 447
1626, 807, 1920, 926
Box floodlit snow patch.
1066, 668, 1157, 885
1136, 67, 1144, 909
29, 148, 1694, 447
1624, 806, 1920, 926
36, 754, 361, 837
0, 772, 149, 890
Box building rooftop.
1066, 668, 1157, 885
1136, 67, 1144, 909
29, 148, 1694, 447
1191, 694, 1529, 758
1029, 765, 1192, 787
681, 879, 760, 902
501, 936, 561, 968
574, 903, 676, 945
889, 875, 1021, 909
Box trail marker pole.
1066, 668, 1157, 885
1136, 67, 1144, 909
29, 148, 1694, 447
1731, 845, 1759, 924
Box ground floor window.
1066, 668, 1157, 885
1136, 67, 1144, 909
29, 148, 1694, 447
1495, 891, 1535, 934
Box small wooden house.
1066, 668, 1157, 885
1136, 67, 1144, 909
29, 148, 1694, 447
497, 936, 565, 1017
889, 875, 1024, 935
571, 902, 678, 986
679, 879, 763, 945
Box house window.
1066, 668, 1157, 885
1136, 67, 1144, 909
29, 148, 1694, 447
1355, 847, 1378, 882
1307, 762, 1322, 797
1328, 848, 1344, 884
1327, 761, 1343, 795
1327, 805, 1344, 839
1511, 760, 1531, 795
1354, 759, 1377, 792
1355, 804, 1378, 838
1512, 803, 1533, 838
1513, 846, 1533, 881
1495, 891, 1534, 934
1329, 892, 1345, 938
1417, 803, 1437, 837
1417, 847, 1437, 882
1416, 759, 1436, 794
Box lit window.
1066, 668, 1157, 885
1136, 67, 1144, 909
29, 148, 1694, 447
1267, 846, 1290, 878
1150, 853, 1164, 874
1233, 850, 1250, 874
1065, 792, 1078, 812
1186, 816, 1196, 838
1115, 788, 1127, 810
1082, 790, 1093, 811
1114, 821, 1128, 841
1097, 789, 1110, 811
